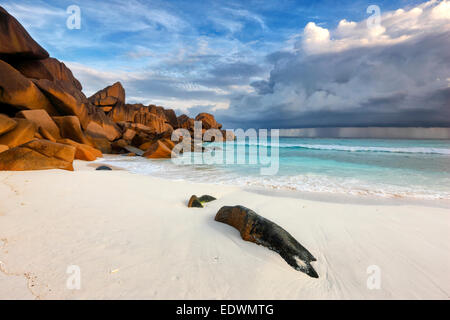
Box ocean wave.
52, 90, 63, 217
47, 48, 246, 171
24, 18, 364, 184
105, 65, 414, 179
95, 156, 450, 201
223, 142, 450, 155
227, 175, 450, 200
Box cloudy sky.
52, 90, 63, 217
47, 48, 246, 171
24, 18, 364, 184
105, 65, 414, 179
2, 0, 449, 128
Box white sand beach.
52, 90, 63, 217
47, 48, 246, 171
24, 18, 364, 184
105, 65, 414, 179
0, 160, 449, 300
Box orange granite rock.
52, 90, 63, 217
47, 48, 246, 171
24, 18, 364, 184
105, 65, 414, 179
0, 60, 58, 115
195, 113, 222, 130
57, 138, 102, 161
39, 127, 56, 142
22, 139, 76, 163
0, 139, 75, 171
89, 82, 125, 110
12, 57, 82, 91
0, 118, 36, 148
0, 114, 17, 135
34, 79, 90, 129
53, 116, 92, 146
16, 109, 61, 139
0, 6, 49, 60
177, 114, 195, 131
0, 144, 9, 153
142, 140, 173, 159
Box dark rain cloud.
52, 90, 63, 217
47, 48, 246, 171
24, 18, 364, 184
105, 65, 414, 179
218, 30, 450, 129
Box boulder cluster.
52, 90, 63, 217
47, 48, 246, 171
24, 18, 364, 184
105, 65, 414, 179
0, 7, 232, 171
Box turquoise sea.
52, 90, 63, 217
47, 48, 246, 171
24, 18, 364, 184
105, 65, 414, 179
98, 138, 450, 200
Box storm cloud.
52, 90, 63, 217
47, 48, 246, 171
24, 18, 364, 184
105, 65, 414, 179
220, 0, 450, 129
6, 0, 448, 129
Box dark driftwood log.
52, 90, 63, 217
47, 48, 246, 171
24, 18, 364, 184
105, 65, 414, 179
215, 206, 319, 278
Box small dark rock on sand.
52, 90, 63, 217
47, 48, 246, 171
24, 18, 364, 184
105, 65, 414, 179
96, 166, 112, 171
198, 195, 217, 203
215, 205, 319, 278
188, 195, 203, 208
188, 195, 217, 208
